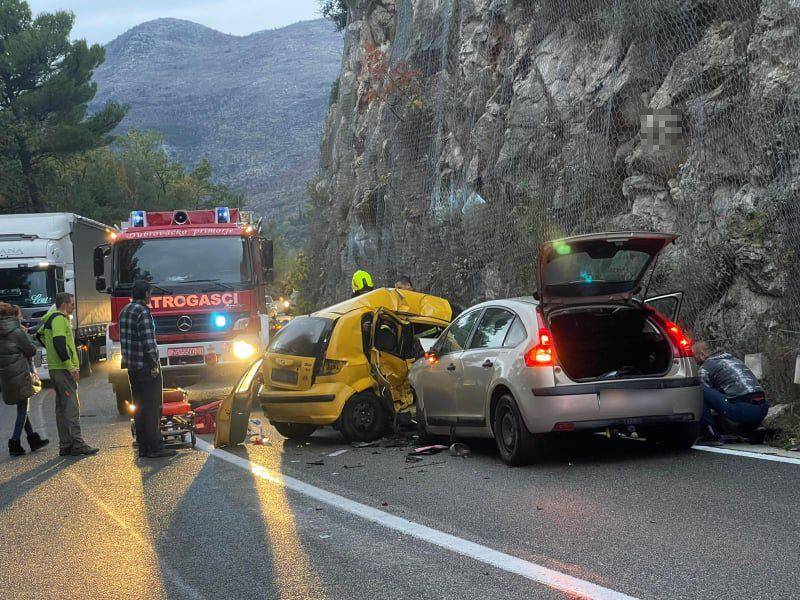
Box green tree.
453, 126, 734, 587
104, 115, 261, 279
43, 129, 244, 224
0, 0, 126, 211
318, 0, 355, 31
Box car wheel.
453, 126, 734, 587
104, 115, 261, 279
340, 392, 388, 442
644, 422, 700, 450
492, 394, 541, 466
271, 421, 318, 440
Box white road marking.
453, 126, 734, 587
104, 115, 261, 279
693, 445, 800, 465
195, 440, 638, 600
327, 449, 348, 457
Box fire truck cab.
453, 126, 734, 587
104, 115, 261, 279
95, 208, 274, 414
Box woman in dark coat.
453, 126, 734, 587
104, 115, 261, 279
0, 302, 49, 456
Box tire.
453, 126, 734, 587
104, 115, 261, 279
114, 382, 132, 416
271, 421, 318, 440
644, 421, 701, 450
492, 394, 542, 466
340, 392, 389, 442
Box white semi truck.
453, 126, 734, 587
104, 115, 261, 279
0, 213, 113, 379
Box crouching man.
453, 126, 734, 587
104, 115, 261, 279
693, 341, 769, 445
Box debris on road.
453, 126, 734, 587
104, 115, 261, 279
412, 444, 448, 455
306, 459, 325, 466
328, 449, 349, 457
405, 455, 423, 463
343, 463, 365, 469
448, 442, 470, 457
351, 441, 377, 448
403, 461, 446, 470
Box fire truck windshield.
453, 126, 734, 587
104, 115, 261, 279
113, 236, 253, 290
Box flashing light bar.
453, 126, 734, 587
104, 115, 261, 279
130, 211, 147, 227
215, 207, 231, 224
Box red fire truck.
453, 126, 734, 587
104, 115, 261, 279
94, 208, 274, 414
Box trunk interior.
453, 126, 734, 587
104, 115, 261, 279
548, 305, 673, 382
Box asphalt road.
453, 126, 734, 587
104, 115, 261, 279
1, 364, 798, 600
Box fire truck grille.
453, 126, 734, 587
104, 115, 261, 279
154, 313, 246, 335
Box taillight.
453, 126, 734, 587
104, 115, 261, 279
525, 310, 555, 367
665, 320, 693, 357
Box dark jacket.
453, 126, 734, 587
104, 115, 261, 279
699, 352, 764, 400
0, 316, 37, 405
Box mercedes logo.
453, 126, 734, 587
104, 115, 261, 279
176, 315, 193, 332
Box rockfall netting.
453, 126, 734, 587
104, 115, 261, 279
314, 0, 800, 400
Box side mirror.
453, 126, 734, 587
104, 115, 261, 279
95, 277, 107, 292
93, 246, 106, 277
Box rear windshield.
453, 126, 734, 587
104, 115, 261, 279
268, 316, 333, 357
543, 240, 657, 297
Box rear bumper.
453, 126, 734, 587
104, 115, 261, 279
259, 382, 353, 425
519, 380, 703, 434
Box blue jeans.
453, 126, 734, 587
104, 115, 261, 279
12, 399, 34, 441
701, 385, 768, 428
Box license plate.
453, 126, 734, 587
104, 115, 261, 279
168, 347, 204, 358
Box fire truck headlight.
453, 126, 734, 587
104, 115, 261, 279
232, 340, 257, 360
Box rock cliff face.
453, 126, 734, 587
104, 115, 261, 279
92, 18, 342, 219
314, 0, 800, 396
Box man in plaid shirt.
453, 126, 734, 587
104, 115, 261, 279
120, 280, 176, 458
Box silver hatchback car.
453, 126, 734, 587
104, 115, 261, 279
409, 232, 703, 465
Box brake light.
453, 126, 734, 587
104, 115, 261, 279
665, 320, 693, 357
525, 327, 555, 367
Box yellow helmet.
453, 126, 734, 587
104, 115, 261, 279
351, 269, 374, 293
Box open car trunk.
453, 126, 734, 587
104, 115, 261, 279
548, 305, 673, 382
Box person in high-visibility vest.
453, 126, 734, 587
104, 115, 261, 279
39, 293, 98, 456
351, 270, 374, 297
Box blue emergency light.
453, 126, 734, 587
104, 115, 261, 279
215, 207, 231, 224
130, 211, 147, 227
211, 312, 229, 330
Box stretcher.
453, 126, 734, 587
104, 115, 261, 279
130, 388, 197, 448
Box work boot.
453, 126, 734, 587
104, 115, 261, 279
145, 448, 178, 458
70, 445, 100, 456
59, 447, 72, 456
27, 432, 50, 452
697, 424, 723, 447
8, 439, 25, 457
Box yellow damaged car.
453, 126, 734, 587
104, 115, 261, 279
259, 288, 451, 442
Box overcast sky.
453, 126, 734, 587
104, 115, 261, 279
26, 0, 323, 44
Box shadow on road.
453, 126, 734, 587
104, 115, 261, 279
0, 456, 71, 511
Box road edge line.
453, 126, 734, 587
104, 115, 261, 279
195, 439, 638, 600
692, 445, 800, 465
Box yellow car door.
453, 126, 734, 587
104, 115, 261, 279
215, 358, 264, 447
369, 309, 448, 413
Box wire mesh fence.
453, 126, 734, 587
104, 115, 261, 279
314, 0, 800, 400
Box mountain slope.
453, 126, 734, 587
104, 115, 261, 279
92, 18, 342, 219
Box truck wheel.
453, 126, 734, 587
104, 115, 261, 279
271, 421, 318, 440
340, 392, 388, 443
492, 394, 543, 466
114, 383, 132, 416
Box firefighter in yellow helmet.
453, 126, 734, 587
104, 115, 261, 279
351, 269, 374, 297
